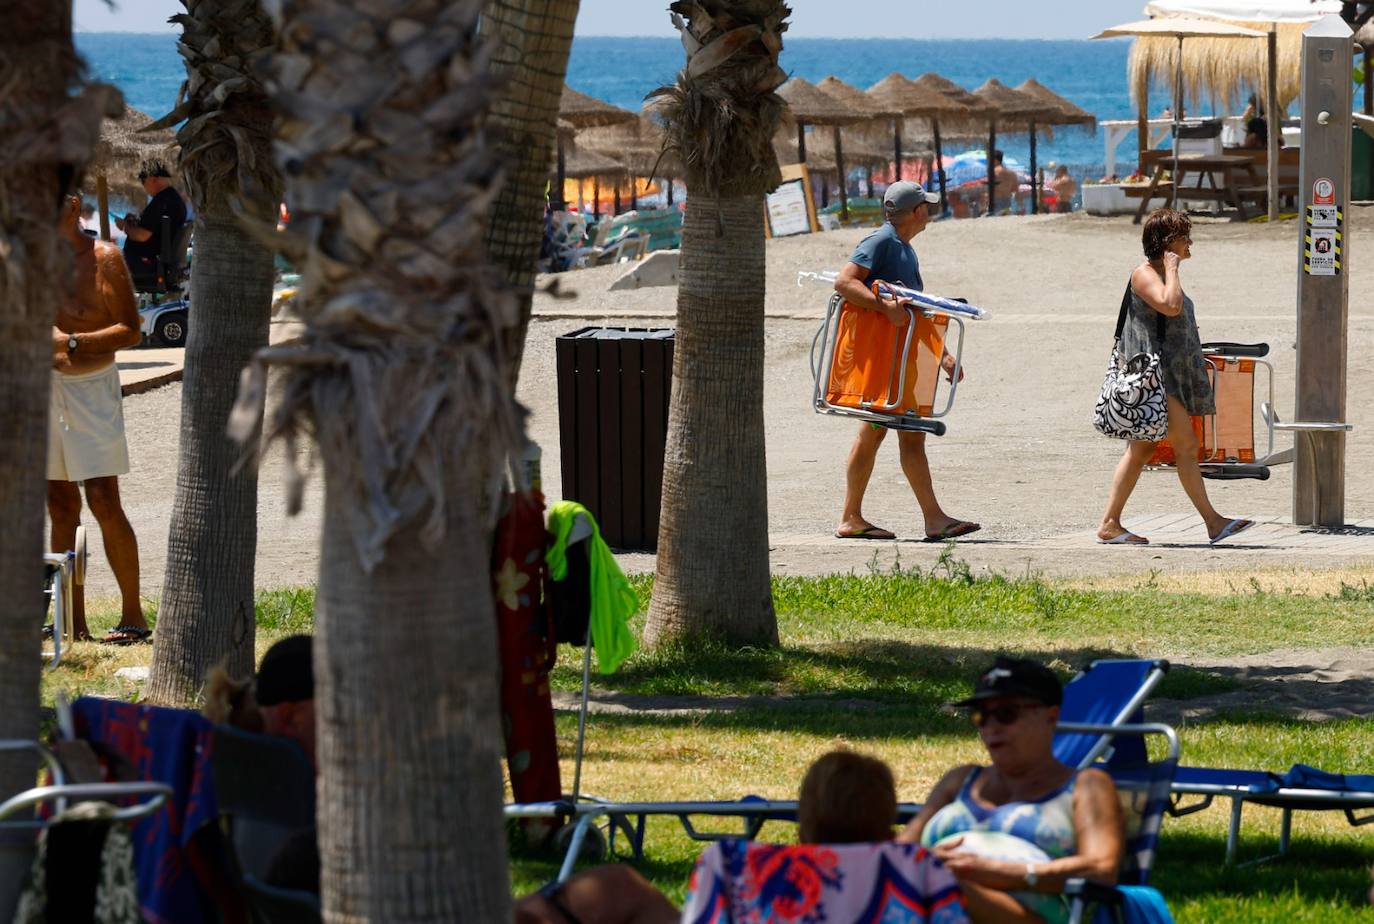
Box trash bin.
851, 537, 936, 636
1353, 126, 1373, 202
555, 327, 674, 552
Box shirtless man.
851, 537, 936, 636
991, 151, 1019, 213
50, 194, 148, 643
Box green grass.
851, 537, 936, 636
58, 564, 1374, 922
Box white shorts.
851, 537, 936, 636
48, 364, 130, 483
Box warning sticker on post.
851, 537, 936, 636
1307, 204, 1340, 228
1304, 228, 1340, 275
1313, 177, 1336, 205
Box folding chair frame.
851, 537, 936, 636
41, 525, 85, 669
1145, 343, 1285, 481
810, 292, 969, 436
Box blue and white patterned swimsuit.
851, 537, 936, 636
921, 767, 1080, 923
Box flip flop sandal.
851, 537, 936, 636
101, 625, 152, 646
1098, 531, 1149, 545
835, 526, 896, 540
924, 521, 981, 542
1210, 519, 1255, 546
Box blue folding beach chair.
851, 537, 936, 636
1169, 763, 1374, 865
506, 658, 1174, 883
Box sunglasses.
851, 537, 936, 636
970, 702, 1048, 728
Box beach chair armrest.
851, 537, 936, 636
1199, 463, 1270, 481
1167, 792, 1215, 817
1346, 807, 1374, 827
1064, 878, 1122, 904
1200, 341, 1269, 358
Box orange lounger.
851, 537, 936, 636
1147, 343, 1280, 480
810, 281, 981, 436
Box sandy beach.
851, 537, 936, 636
94, 207, 1374, 604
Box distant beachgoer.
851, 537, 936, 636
1050, 166, 1077, 214
1243, 117, 1282, 149
898, 657, 1125, 924
116, 159, 187, 282
832, 180, 979, 543
1096, 208, 1254, 546
992, 150, 1019, 213
49, 192, 148, 644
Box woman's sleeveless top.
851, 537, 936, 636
1120, 287, 1215, 416
921, 767, 1080, 923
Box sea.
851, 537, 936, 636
76, 32, 1173, 183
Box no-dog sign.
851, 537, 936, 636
1313, 177, 1335, 205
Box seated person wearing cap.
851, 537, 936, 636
832, 180, 979, 543
118, 159, 187, 281
897, 658, 1123, 924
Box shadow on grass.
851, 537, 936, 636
552, 639, 1239, 712
1154, 828, 1374, 917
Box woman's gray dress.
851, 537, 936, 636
1120, 286, 1215, 416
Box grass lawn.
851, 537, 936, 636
58, 559, 1374, 922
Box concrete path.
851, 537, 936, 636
117, 347, 182, 395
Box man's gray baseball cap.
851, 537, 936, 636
883, 181, 940, 214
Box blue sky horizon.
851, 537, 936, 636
74, 0, 1147, 40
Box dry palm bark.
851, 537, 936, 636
146, 0, 283, 705
232, 0, 518, 918
482, 0, 580, 385
643, 0, 788, 648
0, 2, 119, 914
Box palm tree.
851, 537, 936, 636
643, 0, 789, 648
233, 0, 520, 917
145, 0, 283, 705
0, 3, 119, 913
482, 0, 581, 384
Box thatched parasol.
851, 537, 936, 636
779, 77, 868, 220
969, 79, 1055, 214
1011, 79, 1098, 213
88, 106, 179, 240
1095, 18, 1265, 209
556, 86, 637, 209
552, 142, 629, 219
578, 112, 682, 207
867, 73, 987, 211
817, 76, 907, 197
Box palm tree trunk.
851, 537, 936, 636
241, 0, 520, 917
146, 0, 281, 705
482, 0, 581, 385
315, 467, 509, 921
644, 193, 777, 647
147, 213, 275, 702
0, 2, 115, 913
641, 0, 786, 649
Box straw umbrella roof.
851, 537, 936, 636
89, 106, 179, 203
778, 77, 868, 126
911, 73, 995, 114
556, 144, 629, 180
866, 73, 971, 118
971, 78, 1057, 128
579, 113, 681, 177
1115, 19, 1294, 112
817, 75, 901, 120
1014, 79, 1097, 128
559, 86, 638, 129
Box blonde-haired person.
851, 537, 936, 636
1097, 208, 1253, 546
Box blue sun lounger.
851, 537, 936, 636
1169, 763, 1374, 865
506, 658, 1174, 882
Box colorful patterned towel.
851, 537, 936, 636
682, 839, 970, 924
72, 698, 222, 924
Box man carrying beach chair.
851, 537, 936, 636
833, 181, 980, 543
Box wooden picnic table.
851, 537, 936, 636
1129, 154, 1263, 224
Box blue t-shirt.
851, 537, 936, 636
848, 221, 922, 291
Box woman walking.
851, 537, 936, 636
1098, 208, 1253, 546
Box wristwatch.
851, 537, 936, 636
1023, 863, 1040, 888
67, 335, 78, 353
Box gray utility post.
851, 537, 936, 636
1293, 14, 1353, 526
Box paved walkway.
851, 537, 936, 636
117, 347, 183, 395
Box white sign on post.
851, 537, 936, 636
1306, 228, 1339, 275
766, 178, 812, 238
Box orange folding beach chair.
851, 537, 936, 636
1145, 341, 1290, 481
805, 274, 988, 436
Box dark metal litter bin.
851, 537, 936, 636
555, 327, 674, 552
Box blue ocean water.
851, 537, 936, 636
76, 32, 1148, 176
